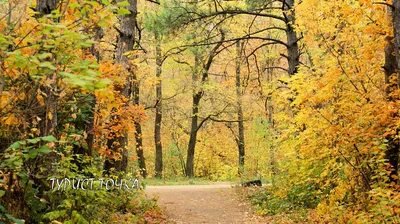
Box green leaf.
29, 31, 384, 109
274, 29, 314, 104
86, 69, 100, 76
43, 209, 67, 220
39, 145, 52, 153
59, 71, 74, 77
65, 77, 87, 87
0, 190, 5, 197
95, 78, 111, 89
4, 214, 24, 224
117, 8, 131, 15
41, 135, 57, 142
72, 210, 89, 224
80, 40, 96, 47
39, 61, 56, 70
117, 0, 130, 7
70, 2, 80, 8
38, 53, 52, 60
29, 149, 39, 158
0, 204, 4, 212
18, 172, 28, 185
27, 138, 39, 144
98, 19, 107, 27
13, 161, 23, 166
8, 141, 21, 149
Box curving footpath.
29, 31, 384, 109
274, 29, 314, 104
145, 182, 271, 224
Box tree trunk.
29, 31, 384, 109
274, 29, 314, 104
0, 66, 3, 98
154, 32, 163, 178
37, 1, 58, 136
385, 3, 400, 184
85, 98, 95, 158
186, 92, 201, 177
104, 0, 137, 173
134, 119, 147, 177
36, 0, 58, 137
72, 25, 103, 171
133, 71, 147, 178
185, 33, 224, 178
265, 53, 277, 183
32, 0, 59, 194
36, 0, 57, 16
283, 0, 300, 76
393, 1, 400, 72
236, 41, 245, 174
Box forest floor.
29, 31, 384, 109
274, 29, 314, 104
145, 182, 274, 224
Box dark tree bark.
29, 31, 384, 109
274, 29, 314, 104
72, 26, 103, 171
283, 0, 300, 76
104, 0, 138, 173
236, 40, 245, 174
29, 0, 59, 195
186, 90, 201, 177
384, 3, 400, 184
36, 0, 58, 139
394, 1, 400, 72
85, 97, 96, 157
186, 55, 200, 177
186, 33, 225, 177
384, 35, 399, 183
384, 36, 397, 98
37, 1, 58, 136
133, 72, 147, 177
154, 32, 163, 179
36, 0, 57, 16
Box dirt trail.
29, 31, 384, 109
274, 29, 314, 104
145, 182, 270, 224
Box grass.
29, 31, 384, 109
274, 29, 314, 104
142, 176, 214, 186
142, 175, 271, 187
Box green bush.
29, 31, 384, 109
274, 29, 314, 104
246, 183, 320, 217
0, 138, 165, 223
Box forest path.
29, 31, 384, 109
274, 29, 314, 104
145, 182, 271, 224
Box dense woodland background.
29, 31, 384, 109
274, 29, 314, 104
0, 0, 400, 223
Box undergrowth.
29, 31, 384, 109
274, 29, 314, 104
0, 137, 166, 223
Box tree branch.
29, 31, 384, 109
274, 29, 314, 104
264, 66, 289, 72
196, 103, 230, 132
372, 2, 394, 9
188, 9, 286, 23
145, 0, 160, 5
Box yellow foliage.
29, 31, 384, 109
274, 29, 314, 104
3, 114, 19, 126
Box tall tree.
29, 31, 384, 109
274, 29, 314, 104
154, 31, 163, 178
34, 0, 59, 188
385, 2, 400, 184
104, 0, 138, 173
133, 71, 147, 177
36, 0, 58, 138
283, 0, 300, 76
186, 32, 225, 177
143, 0, 302, 177
71, 17, 104, 171
236, 40, 245, 174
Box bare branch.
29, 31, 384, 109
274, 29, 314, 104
196, 103, 230, 132
146, 0, 160, 5
264, 66, 289, 72
372, 1, 394, 9
187, 9, 286, 23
